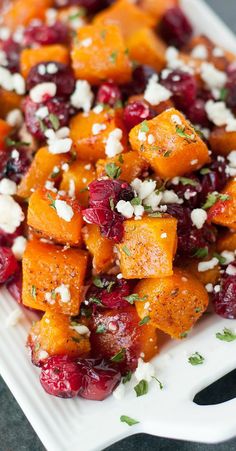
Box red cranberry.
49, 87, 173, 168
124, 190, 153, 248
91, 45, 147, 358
40, 355, 121, 399
86, 275, 133, 309
123, 101, 155, 131
24, 22, 69, 46
0, 150, 9, 179
161, 70, 197, 111
26, 62, 75, 97
96, 82, 122, 107
88, 179, 134, 209
186, 98, 209, 127
54, 0, 109, 11
167, 175, 201, 209
23, 96, 71, 140
159, 7, 193, 48
0, 247, 18, 284
6, 269, 22, 303
199, 157, 228, 204
1, 38, 21, 73
4, 150, 31, 183
122, 65, 156, 99
83, 207, 124, 243
213, 262, 236, 319
0, 226, 23, 247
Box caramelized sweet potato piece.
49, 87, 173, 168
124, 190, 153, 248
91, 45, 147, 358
181, 257, 220, 286
139, 0, 178, 20
60, 160, 96, 206
94, 0, 155, 39
82, 224, 115, 273
27, 310, 90, 366
117, 216, 177, 279
184, 35, 236, 71
127, 27, 166, 72
70, 108, 128, 162
208, 180, 236, 230
17, 147, 69, 199
0, 119, 12, 149
2, 0, 53, 30
22, 239, 88, 315
209, 126, 236, 156
0, 89, 22, 119
28, 188, 83, 246
216, 231, 236, 252
135, 268, 209, 339
96, 151, 148, 183
129, 108, 210, 178
71, 24, 132, 84
20, 45, 70, 78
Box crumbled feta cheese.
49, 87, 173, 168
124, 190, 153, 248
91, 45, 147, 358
205, 100, 233, 127
212, 47, 224, 57
198, 257, 218, 272
38, 64, 46, 76
0, 178, 17, 195
165, 46, 193, 73
226, 264, 236, 276
225, 118, 236, 132
117, 273, 123, 279
70, 323, 90, 336
46, 63, 58, 74
190, 159, 198, 166
93, 104, 104, 114
131, 178, 156, 200
214, 284, 221, 293
70, 80, 94, 112
6, 308, 23, 327
54, 199, 74, 222
30, 82, 57, 103
133, 204, 144, 218
62, 163, 69, 172
68, 179, 75, 198
46, 128, 72, 154
35, 106, 49, 119
220, 250, 235, 265
161, 190, 183, 204
0, 27, 10, 41
45, 180, 56, 191
92, 123, 106, 135
191, 44, 208, 60
11, 149, 19, 160
226, 150, 236, 177
0, 67, 14, 90
0, 195, 24, 233
12, 236, 27, 260
45, 292, 55, 304
143, 191, 162, 210
80, 37, 92, 47
84, 164, 92, 170
190, 208, 207, 229
113, 382, 125, 400
134, 358, 155, 382
55, 284, 71, 303
12, 73, 25, 95
161, 232, 167, 238
147, 134, 155, 144
171, 114, 182, 125
205, 283, 213, 293
38, 350, 49, 360
144, 74, 171, 106
45, 8, 57, 25
200, 62, 226, 90
6, 109, 23, 127
105, 128, 123, 157
138, 130, 147, 142
116, 200, 134, 219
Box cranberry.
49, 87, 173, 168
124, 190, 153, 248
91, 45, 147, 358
24, 22, 69, 46
122, 65, 156, 99
213, 262, 236, 319
161, 70, 197, 111
88, 179, 134, 209
0, 247, 18, 284
40, 355, 121, 399
0, 226, 23, 247
86, 275, 133, 309
4, 150, 31, 183
96, 82, 122, 107
225, 71, 236, 109
199, 157, 228, 204
0, 150, 8, 180
159, 7, 193, 48
26, 62, 75, 97
83, 207, 124, 242
6, 269, 22, 303
23, 96, 71, 140
1, 38, 21, 73
123, 101, 154, 131
186, 98, 209, 127
54, 0, 109, 11
167, 175, 201, 209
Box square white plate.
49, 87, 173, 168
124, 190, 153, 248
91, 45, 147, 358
1, 1, 236, 450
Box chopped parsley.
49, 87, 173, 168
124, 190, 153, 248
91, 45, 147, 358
219, 87, 228, 101
120, 415, 139, 426
47, 193, 56, 210
109, 51, 118, 64
111, 348, 126, 362
195, 307, 202, 313
124, 293, 147, 304
131, 197, 141, 206
96, 324, 106, 334
188, 352, 204, 365
163, 150, 172, 158
109, 197, 115, 210
180, 331, 188, 338
71, 336, 81, 344
213, 252, 227, 265
202, 193, 230, 209
6, 137, 30, 147
176, 125, 195, 142
179, 177, 198, 187
152, 376, 163, 390
118, 154, 124, 164
122, 245, 131, 256
31, 285, 37, 299
49, 113, 60, 131
200, 168, 210, 175
139, 316, 150, 326
105, 162, 121, 179
93, 276, 105, 288
140, 120, 149, 133
122, 371, 132, 384
148, 212, 162, 218
193, 247, 208, 258
216, 328, 236, 342
88, 296, 103, 305
134, 379, 149, 397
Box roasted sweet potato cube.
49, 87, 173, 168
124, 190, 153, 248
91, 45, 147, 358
82, 224, 115, 273
28, 188, 83, 246
94, 0, 155, 39
27, 310, 91, 365
0, 89, 22, 119
181, 256, 220, 286
70, 108, 128, 162
117, 216, 177, 279
71, 24, 132, 84
22, 239, 88, 315
216, 231, 236, 252
127, 28, 166, 72
96, 151, 148, 183
0, 119, 12, 148
17, 147, 70, 199
184, 35, 235, 71
2, 0, 53, 30
139, 0, 178, 20
60, 160, 96, 206
209, 126, 236, 156
129, 108, 210, 178
208, 180, 236, 230
135, 268, 209, 339
20, 45, 69, 78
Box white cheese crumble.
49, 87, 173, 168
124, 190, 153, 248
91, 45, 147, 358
36, 106, 49, 119
70, 323, 90, 336
54, 199, 74, 222
0, 67, 26, 94
205, 100, 233, 127
70, 80, 94, 112
220, 250, 235, 265
200, 62, 226, 90
105, 128, 123, 157
6, 308, 23, 327
131, 178, 156, 200
38, 350, 49, 361
46, 63, 58, 74
171, 114, 182, 125
12, 236, 27, 260
226, 150, 236, 176
29, 82, 57, 103
55, 284, 71, 303
0, 195, 24, 233
198, 257, 218, 272
212, 47, 224, 57
80, 37, 92, 47
190, 208, 207, 229
68, 179, 75, 198
226, 264, 236, 276
92, 123, 106, 135
134, 358, 155, 382
137, 130, 147, 142
161, 190, 183, 204
205, 283, 213, 293
93, 104, 104, 114
116, 200, 134, 219
161, 232, 167, 238
6, 109, 23, 127
0, 178, 17, 195
147, 133, 155, 144
191, 44, 208, 60
143, 191, 162, 210
144, 74, 171, 106
45, 128, 72, 154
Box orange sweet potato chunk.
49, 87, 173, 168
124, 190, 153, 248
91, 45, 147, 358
117, 216, 177, 279
129, 108, 210, 178
181, 257, 220, 286
60, 160, 96, 207
27, 310, 90, 365
82, 224, 115, 273
96, 151, 148, 183
0, 89, 22, 119
22, 239, 88, 315
135, 268, 209, 339
28, 188, 83, 246
71, 24, 132, 84
208, 180, 236, 230
0, 119, 12, 148
216, 231, 236, 252
209, 126, 236, 156
94, 0, 155, 39
17, 147, 70, 199
70, 108, 128, 162
139, 0, 178, 20
2, 0, 53, 30
184, 35, 235, 71
127, 27, 166, 72
20, 45, 69, 78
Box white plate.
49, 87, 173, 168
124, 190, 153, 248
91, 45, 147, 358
1, 1, 236, 450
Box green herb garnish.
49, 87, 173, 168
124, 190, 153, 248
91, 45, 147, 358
120, 415, 139, 426
176, 125, 195, 142
213, 252, 227, 265
131, 197, 141, 206
111, 348, 126, 362
31, 285, 37, 299
6, 137, 30, 147
122, 245, 131, 256
200, 168, 210, 175
216, 328, 236, 342
134, 379, 149, 397
105, 162, 121, 179
139, 316, 150, 326
152, 376, 163, 390
109, 51, 118, 64
47, 193, 56, 210
122, 371, 132, 384
179, 177, 198, 187
193, 247, 208, 258
96, 324, 106, 334
202, 193, 230, 209
124, 293, 147, 304
49, 113, 60, 131
140, 120, 149, 133
188, 352, 204, 365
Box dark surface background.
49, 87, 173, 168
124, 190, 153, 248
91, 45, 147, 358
1, 1, 236, 450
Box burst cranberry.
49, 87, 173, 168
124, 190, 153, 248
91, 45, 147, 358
88, 179, 134, 209
6, 269, 22, 303
161, 70, 197, 111
159, 7, 193, 48
213, 262, 236, 319
96, 82, 122, 107
86, 275, 133, 309
122, 65, 156, 99
26, 62, 75, 97
40, 355, 121, 399
1, 38, 21, 73
123, 101, 155, 131
24, 22, 69, 46
186, 98, 209, 127
4, 150, 31, 183
83, 207, 124, 242
199, 157, 228, 204
0, 247, 18, 284
23, 96, 71, 140
167, 175, 201, 209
